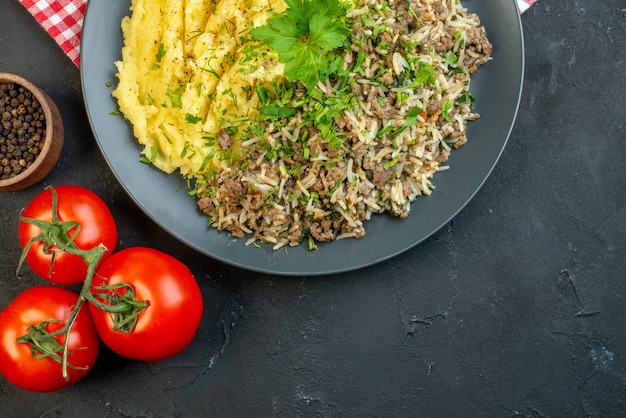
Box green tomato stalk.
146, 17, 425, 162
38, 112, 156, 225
15, 186, 147, 381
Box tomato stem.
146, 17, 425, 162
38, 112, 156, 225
17, 186, 83, 279
15, 186, 148, 382
16, 312, 89, 381
82, 283, 148, 334
15, 244, 106, 381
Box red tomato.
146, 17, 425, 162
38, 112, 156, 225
18, 185, 118, 285
0, 286, 100, 392
89, 247, 203, 361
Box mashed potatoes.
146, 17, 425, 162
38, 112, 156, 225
113, 0, 286, 175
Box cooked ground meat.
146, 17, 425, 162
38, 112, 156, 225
217, 128, 232, 150
197, 196, 215, 213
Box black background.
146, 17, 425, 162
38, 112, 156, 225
1, 0, 625, 416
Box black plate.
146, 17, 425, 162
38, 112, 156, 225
80, 0, 524, 276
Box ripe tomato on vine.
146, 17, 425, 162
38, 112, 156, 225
18, 185, 118, 285
89, 247, 203, 362
0, 286, 100, 392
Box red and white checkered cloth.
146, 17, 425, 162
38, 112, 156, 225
20, 0, 536, 68
518, 0, 537, 13
19, 0, 87, 67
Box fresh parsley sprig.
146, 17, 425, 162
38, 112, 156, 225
249, 0, 352, 90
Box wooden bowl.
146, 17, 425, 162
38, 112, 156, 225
0, 72, 64, 192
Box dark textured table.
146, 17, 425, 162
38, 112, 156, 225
1, 0, 625, 416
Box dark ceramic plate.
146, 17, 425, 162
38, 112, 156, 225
80, 0, 524, 276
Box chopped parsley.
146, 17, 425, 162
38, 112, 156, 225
152, 43, 166, 69
166, 84, 185, 108
185, 113, 203, 124
156, 43, 166, 62
249, 0, 352, 89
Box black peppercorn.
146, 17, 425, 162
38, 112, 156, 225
0, 82, 46, 180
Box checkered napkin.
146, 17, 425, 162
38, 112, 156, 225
20, 0, 536, 68
518, 0, 537, 13
19, 0, 86, 67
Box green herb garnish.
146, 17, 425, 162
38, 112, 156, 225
156, 43, 166, 62
166, 84, 186, 108
249, 0, 352, 89
442, 101, 453, 122
185, 113, 203, 124
406, 106, 422, 126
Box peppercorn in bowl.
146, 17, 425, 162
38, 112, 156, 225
0, 72, 63, 192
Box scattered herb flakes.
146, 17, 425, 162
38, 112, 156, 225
185, 113, 203, 124
166, 84, 186, 108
